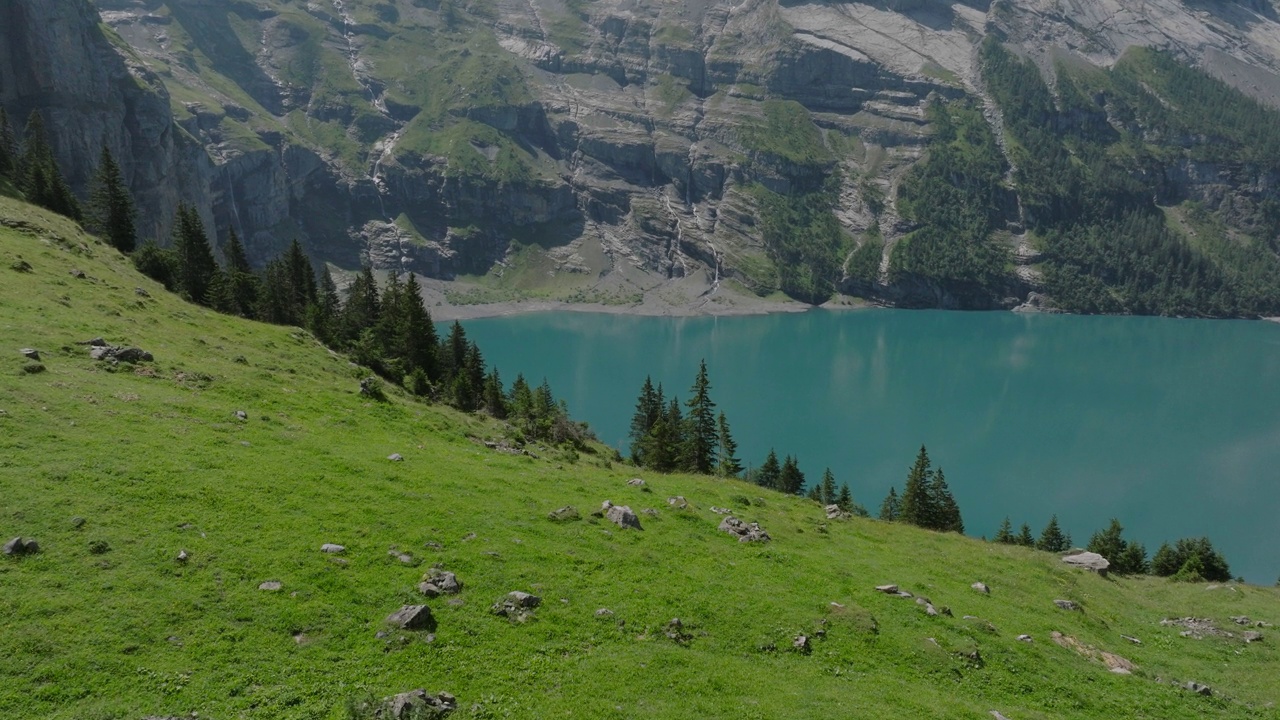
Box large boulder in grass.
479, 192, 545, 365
382, 689, 457, 719
718, 516, 771, 542
386, 605, 436, 631
1062, 552, 1110, 576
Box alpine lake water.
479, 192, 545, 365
456, 308, 1280, 584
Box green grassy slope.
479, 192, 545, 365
1, 197, 1278, 719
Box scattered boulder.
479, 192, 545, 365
419, 569, 462, 597
1243, 631, 1264, 643
176, 549, 189, 562
626, 478, 646, 487
642, 508, 659, 517
824, 504, 849, 520
602, 502, 642, 530
971, 582, 990, 594
135, 287, 151, 298
1061, 551, 1110, 576
87, 539, 111, 554
1017, 634, 1033, 642
89, 344, 153, 363
3, 537, 38, 556
925, 604, 940, 617
78, 337, 108, 347
234, 410, 248, 420
1231, 615, 1251, 625
71, 517, 85, 529
69, 268, 86, 279
709, 506, 731, 514
381, 689, 457, 719
386, 605, 435, 631
18, 348, 39, 361
548, 506, 580, 521
1054, 599, 1080, 611
875, 584, 900, 594
792, 634, 811, 653
594, 608, 614, 618
388, 550, 416, 565
718, 516, 770, 542
1121, 635, 1142, 644
664, 617, 691, 643
10, 259, 32, 272
990, 712, 1012, 720
1161, 617, 1229, 639
492, 591, 542, 620
259, 581, 283, 592
387, 453, 404, 462
1183, 681, 1213, 696
359, 376, 385, 400
667, 496, 688, 509
321, 543, 346, 553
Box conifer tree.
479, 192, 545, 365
779, 455, 805, 495
646, 397, 684, 472
204, 268, 238, 314
1151, 542, 1179, 576
0, 107, 15, 181
284, 239, 318, 312
931, 467, 963, 533
819, 468, 838, 506
878, 486, 901, 521
835, 484, 853, 512
19, 111, 81, 220
340, 267, 380, 345
464, 343, 486, 408
1036, 515, 1071, 553
899, 445, 934, 528
715, 411, 742, 478
508, 374, 534, 433
400, 273, 438, 380
756, 449, 782, 490
376, 272, 406, 370
1016, 523, 1035, 547
1118, 541, 1149, 575
172, 203, 218, 305
257, 258, 294, 325
629, 377, 662, 465
308, 266, 341, 344
221, 229, 259, 318
682, 360, 719, 474
993, 517, 1015, 544
1086, 519, 1128, 567
88, 146, 136, 252
482, 368, 507, 418
132, 240, 178, 290
444, 321, 469, 381
806, 484, 822, 502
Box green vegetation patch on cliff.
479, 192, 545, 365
749, 180, 849, 304
740, 100, 835, 169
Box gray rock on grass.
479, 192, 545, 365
383, 689, 457, 719
1061, 551, 1110, 576
601, 501, 642, 530
419, 570, 462, 597
1054, 599, 1080, 611
3, 537, 39, 556
321, 543, 346, 553
718, 516, 770, 542
548, 506, 580, 521
386, 604, 435, 631
259, 581, 283, 591
19, 348, 39, 361
492, 591, 542, 620
972, 582, 990, 594
667, 496, 688, 509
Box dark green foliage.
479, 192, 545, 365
779, 455, 805, 496
891, 100, 1010, 298
837, 485, 866, 516
1086, 518, 1148, 575
0, 108, 15, 181
132, 240, 178, 290
1016, 523, 1035, 547
341, 267, 381, 345
846, 223, 883, 284
1035, 515, 1071, 553
715, 412, 742, 478
18, 111, 81, 221
979, 39, 1280, 316
87, 146, 136, 253
682, 360, 718, 474
878, 486, 900, 522
629, 376, 661, 465
221, 230, 260, 318
753, 179, 846, 304
482, 368, 506, 418
171, 204, 218, 305
755, 449, 781, 491
993, 517, 1015, 544
930, 468, 963, 533
1151, 537, 1232, 582
308, 266, 341, 345
819, 469, 838, 507
899, 445, 933, 527
204, 269, 239, 314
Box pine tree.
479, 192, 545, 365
715, 411, 742, 478
508, 374, 534, 435
756, 449, 782, 490
340, 267, 380, 345
222, 229, 260, 318
629, 377, 661, 466
400, 274, 438, 380
376, 272, 406, 373
258, 258, 294, 325
1016, 523, 1035, 547
993, 517, 1015, 544
806, 484, 822, 502
132, 240, 178, 290
88, 146, 136, 252
204, 268, 238, 314
0, 107, 15, 180
1036, 515, 1071, 553
465, 343, 486, 409
482, 368, 507, 418
19, 111, 81, 220
899, 445, 935, 528
931, 467, 963, 533
284, 239, 318, 313
836, 484, 855, 514
444, 321, 469, 382
682, 360, 718, 474
649, 397, 684, 472
779, 455, 805, 495
1086, 519, 1128, 568
172, 203, 218, 305
819, 468, 838, 506
878, 486, 901, 521
1117, 541, 1149, 575
1151, 542, 1179, 576
308, 266, 341, 344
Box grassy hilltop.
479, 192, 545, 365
1, 195, 1278, 719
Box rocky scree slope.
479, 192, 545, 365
5, 0, 1280, 312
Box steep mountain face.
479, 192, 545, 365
5, 0, 1280, 312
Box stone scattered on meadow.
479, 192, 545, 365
419, 570, 462, 597
234, 410, 247, 420
321, 543, 345, 553
1184, 681, 1212, 696
875, 584, 899, 594
259, 581, 282, 591
491, 591, 541, 620
602, 502, 642, 530
642, 508, 658, 517
667, 496, 688, 509
1054, 599, 1080, 611
972, 582, 990, 594
626, 478, 645, 487
1243, 631, 1264, 643
387, 453, 403, 461
1061, 551, 1110, 576
3, 537, 38, 555
547, 506, 579, 521
594, 608, 614, 618
89, 344, 153, 363
793, 634, 811, 653
71, 516, 85, 529
386, 604, 435, 631
718, 516, 770, 542
176, 549, 189, 562
19, 348, 39, 360
824, 504, 849, 520
383, 689, 457, 719
388, 550, 416, 565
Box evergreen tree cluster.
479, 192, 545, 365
0, 109, 82, 221
806, 467, 867, 516
1085, 519, 1149, 575
628, 361, 742, 476
879, 445, 963, 532
1151, 537, 1232, 582
992, 514, 1071, 552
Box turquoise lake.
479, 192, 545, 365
458, 309, 1280, 583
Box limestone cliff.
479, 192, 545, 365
3, 0, 1280, 312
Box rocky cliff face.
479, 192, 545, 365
4, 0, 1280, 311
